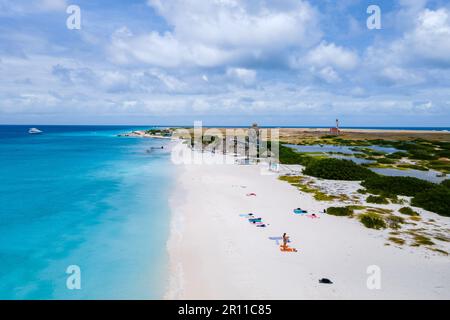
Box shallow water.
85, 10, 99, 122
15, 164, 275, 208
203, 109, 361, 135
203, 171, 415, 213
285, 144, 358, 154
0, 126, 173, 299
286, 144, 399, 155
285, 143, 450, 182
370, 168, 449, 184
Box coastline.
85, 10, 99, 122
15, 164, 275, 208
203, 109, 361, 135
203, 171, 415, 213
164, 142, 450, 299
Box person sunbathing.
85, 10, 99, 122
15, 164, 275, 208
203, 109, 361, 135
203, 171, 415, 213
281, 233, 298, 252
282, 233, 289, 246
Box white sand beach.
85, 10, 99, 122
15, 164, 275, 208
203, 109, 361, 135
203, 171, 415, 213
165, 143, 450, 300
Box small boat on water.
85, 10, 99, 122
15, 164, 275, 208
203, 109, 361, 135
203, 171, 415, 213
28, 128, 43, 134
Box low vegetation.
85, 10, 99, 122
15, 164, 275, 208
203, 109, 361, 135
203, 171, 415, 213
399, 207, 420, 216
411, 186, 450, 217
441, 180, 450, 189
278, 176, 336, 202
366, 195, 389, 204
412, 234, 435, 246
303, 158, 376, 181
279, 143, 450, 217
361, 175, 435, 197
279, 145, 315, 166
326, 206, 354, 216
359, 212, 387, 230
388, 237, 405, 245
385, 215, 405, 229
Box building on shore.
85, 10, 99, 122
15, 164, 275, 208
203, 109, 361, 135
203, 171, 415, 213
329, 119, 341, 135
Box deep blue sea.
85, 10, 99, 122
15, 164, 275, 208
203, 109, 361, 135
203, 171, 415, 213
0, 126, 174, 299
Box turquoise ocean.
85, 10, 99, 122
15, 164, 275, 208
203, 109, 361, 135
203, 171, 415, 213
0, 125, 174, 299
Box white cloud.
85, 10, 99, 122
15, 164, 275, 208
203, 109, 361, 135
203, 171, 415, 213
2, 1, 450, 125
226, 67, 256, 85
406, 8, 450, 66
362, 7, 450, 90
149, 69, 185, 91
380, 66, 424, 85
315, 66, 341, 84
100, 71, 130, 92
110, 0, 321, 68
367, 8, 450, 70
306, 41, 359, 71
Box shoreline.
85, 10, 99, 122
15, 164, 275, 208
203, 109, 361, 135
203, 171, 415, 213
164, 142, 450, 299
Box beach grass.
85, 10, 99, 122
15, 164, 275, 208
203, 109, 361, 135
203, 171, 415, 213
359, 212, 387, 230
326, 206, 354, 217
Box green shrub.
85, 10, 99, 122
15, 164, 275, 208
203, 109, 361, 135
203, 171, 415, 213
413, 234, 435, 246
366, 195, 389, 204
437, 142, 450, 150
437, 150, 450, 158
279, 145, 316, 166
397, 164, 429, 171
361, 175, 435, 197
303, 158, 376, 181
388, 237, 405, 245
326, 207, 354, 216
377, 158, 396, 164
428, 161, 450, 172
408, 150, 439, 160
412, 186, 450, 217
386, 152, 408, 159
385, 215, 405, 229
359, 213, 387, 229
399, 207, 420, 216
442, 180, 450, 189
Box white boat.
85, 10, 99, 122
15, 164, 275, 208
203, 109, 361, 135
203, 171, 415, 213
28, 128, 43, 134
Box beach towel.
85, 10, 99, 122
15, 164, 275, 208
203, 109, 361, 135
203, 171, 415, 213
293, 209, 308, 214
239, 213, 254, 217
269, 237, 291, 245
248, 218, 262, 223
280, 245, 297, 252
306, 214, 320, 219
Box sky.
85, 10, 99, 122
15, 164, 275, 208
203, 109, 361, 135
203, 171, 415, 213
0, 0, 450, 126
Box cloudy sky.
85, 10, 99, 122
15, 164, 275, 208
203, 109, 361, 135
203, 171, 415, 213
1, 0, 450, 126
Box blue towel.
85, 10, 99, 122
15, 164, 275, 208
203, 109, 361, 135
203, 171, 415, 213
268, 237, 291, 245
239, 213, 253, 217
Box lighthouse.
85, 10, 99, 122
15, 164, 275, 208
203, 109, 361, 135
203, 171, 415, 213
329, 119, 341, 135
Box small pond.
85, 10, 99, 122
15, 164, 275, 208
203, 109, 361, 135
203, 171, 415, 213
370, 168, 449, 184
286, 144, 399, 155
